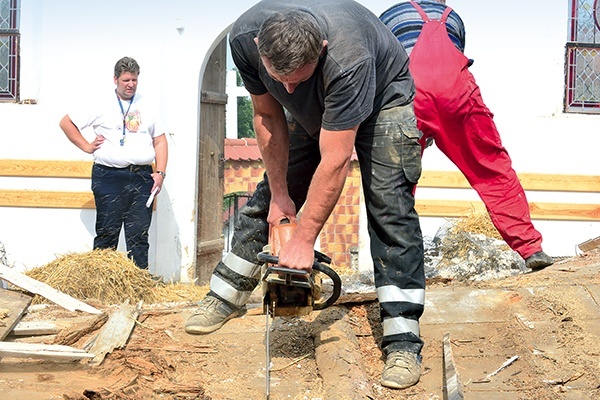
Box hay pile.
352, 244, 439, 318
25, 249, 208, 306
438, 210, 506, 261
447, 210, 503, 241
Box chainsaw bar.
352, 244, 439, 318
265, 298, 274, 400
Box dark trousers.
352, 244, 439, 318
91, 164, 154, 269
209, 104, 425, 355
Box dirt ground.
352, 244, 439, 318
1, 248, 599, 400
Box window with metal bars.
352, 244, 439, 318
0, 0, 19, 102
566, 0, 600, 113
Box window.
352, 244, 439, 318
0, 0, 19, 101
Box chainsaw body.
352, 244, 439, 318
258, 220, 341, 318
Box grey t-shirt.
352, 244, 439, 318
230, 0, 414, 138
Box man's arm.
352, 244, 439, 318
251, 92, 296, 221
279, 125, 357, 271
152, 133, 168, 191
59, 115, 101, 154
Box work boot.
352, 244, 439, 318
381, 351, 421, 389
525, 251, 554, 271
185, 295, 246, 334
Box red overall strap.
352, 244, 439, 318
440, 6, 453, 23
410, 1, 454, 24
410, 1, 430, 22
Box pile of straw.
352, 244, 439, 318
25, 249, 207, 306
448, 210, 503, 241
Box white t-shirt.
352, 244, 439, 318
69, 91, 162, 168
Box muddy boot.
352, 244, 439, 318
381, 351, 421, 389
185, 295, 247, 334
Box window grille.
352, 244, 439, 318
0, 0, 19, 101
566, 0, 600, 113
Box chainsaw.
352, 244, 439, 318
257, 219, 342, 399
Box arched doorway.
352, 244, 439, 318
196, 37, 228, 284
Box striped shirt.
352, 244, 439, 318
380, 1, 466, 55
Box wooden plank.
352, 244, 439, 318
0, 341, 94, 361
0, 159, 92, 178
578, 236, 600, 252
0, 288, 33, 340
0, 263, 102, 315
419, 170, 600, 193
11, 320, 66, 336
0, 189, 95, 209
85, 300, 143, 366
415, 200, 600, 221
443, 333, 464, 400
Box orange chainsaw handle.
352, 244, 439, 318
269, 217, 296, 257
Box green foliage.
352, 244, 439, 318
237, 96, 255, 138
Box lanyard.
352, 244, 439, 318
116, 90, 135, 146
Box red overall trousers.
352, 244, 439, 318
409, 1, 543, 259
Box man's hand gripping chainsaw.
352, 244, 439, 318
257, 218, 342, 317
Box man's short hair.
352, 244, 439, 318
257, 10, 324, 76
114, 57, 140, 78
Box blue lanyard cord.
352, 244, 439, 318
116, 90, 135, 146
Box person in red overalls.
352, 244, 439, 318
380, 0, 554, 271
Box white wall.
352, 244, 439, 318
0, 0, 597, 280
0, 0, 260, 276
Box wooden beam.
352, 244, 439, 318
0, 190, 95, 209
419, 170, 600, 193
415, 200, 600, 221
0, 159, 92, 178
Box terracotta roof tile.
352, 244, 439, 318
224, 138, 262, 161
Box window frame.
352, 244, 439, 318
0, 0, 20, 102
565, 0, 600, 113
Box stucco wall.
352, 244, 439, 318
0, 0, 597, 281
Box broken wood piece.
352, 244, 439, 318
515, 313, 535, 329
0, 341, 94, 361
578, 236, 600, 252
543, 372, 585, 386
0, 287, 32, 340
0, 263, 102, 315
443, 333, 464, 400
53, 313, 108, 346
486, 355, 519, 379
270, 353, 311, 372
86, 300, 143, 366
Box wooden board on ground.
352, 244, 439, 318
0, 341, 94, 361
85, 300, 143, 366
0, 263, 101, 315
0, 288, 33, 340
